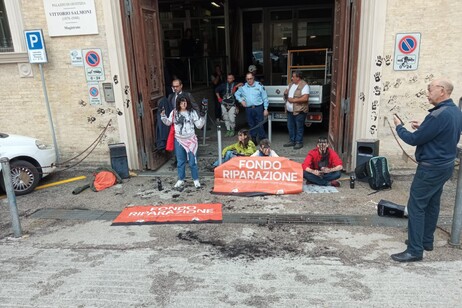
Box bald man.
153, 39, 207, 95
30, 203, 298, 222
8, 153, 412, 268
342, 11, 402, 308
391, 79, 462, 262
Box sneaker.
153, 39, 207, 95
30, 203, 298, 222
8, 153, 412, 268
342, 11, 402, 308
293, 143, 303, 150
193, 180, 201, 188
283, 142, 296, 147
330, 180, 340, 187
174, 180, 184, 188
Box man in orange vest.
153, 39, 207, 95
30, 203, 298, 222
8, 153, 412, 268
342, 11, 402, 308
283, 70, 309, 150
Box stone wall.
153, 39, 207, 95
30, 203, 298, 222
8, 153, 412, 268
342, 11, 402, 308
0, 0, 120, 166
377, 0, 462, 168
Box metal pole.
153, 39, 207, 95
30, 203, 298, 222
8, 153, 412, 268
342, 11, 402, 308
1, 157, 22, 238
188, 58, 192, 90
39, 63, 59, 163
268, 113, 272, 142
449, 146, 462, 247
202, 108, 208, 146
217, 124, 223, 165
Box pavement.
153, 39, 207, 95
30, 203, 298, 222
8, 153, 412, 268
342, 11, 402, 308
1, 125, 462, 307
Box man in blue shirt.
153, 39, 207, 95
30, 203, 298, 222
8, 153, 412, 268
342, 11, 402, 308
391, 78, 462, 262
235, 72, 269, 144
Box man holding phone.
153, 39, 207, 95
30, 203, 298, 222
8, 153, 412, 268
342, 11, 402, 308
391, 78, 462, 262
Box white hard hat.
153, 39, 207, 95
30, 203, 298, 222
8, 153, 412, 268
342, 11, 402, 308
248, 65, 257, 73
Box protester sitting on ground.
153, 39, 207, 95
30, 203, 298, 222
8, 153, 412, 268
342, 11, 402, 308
251, 139, 279, 157
213, 129, 256, 167
301, 137, 343, 187
161, 95, 206, 188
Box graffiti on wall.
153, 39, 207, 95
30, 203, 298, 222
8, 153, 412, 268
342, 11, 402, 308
361, 53, 434, 136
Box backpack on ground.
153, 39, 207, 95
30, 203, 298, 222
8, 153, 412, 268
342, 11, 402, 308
72, 167, 123, 194
355, 156, 392, 190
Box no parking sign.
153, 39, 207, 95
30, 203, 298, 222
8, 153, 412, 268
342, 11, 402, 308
82, 48, 105, 81
394, 33, 421, 71
87, 83, 102, 105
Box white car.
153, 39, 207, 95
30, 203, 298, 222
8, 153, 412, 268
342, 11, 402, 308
0, 133, 56, 195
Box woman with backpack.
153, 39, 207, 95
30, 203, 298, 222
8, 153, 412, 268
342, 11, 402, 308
161, 95, 206, 188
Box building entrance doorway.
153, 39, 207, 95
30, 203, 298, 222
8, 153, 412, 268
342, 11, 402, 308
120, 0, 169, 170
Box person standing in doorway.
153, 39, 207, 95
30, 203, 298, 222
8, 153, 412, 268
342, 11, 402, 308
167, 79, 198, 112
235, 72, 269, 144
283, 70, 309, 150
211, 64, 224, 122
161, 95, 206, 188
215, 73, 243, 136
391, 78, 462, 262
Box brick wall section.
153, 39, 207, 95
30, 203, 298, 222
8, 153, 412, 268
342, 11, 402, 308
378, 0, 462, 168
0, 0, 119, 166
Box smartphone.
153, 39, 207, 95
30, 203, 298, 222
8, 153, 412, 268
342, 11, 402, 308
394, 113, 404, 125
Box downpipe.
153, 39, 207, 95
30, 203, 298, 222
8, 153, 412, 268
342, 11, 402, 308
449, 146, 462, 247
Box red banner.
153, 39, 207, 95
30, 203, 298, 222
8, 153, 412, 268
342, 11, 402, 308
112, 203, 223, 225
213, 157, 303, 195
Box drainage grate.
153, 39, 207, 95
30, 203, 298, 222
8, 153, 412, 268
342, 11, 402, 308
30, 209, 119, 221
29, 208, 453, 228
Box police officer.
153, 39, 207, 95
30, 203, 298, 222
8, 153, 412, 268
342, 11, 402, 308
235, 72, 269, 144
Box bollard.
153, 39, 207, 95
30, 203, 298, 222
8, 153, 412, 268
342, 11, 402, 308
217, 124, 223, 165
0, 157, 22, 238
449, 146, 462, 247
268, 113, 272, 142
201, 100, 208, 146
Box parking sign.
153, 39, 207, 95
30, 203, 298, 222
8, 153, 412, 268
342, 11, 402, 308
24, 29, 48, 63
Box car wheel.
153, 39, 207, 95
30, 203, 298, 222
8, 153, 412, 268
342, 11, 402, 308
0, 160, 40, 196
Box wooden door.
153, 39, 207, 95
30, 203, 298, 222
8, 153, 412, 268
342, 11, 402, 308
328, 0, 361, 171
121, 0, 168, 170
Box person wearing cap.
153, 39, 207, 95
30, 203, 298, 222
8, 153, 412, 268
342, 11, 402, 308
235, 72, 269, 144
283, 70, 310, 150
248, 64, 261, 83
301, 137, 343, 187
215, 73, 243, 137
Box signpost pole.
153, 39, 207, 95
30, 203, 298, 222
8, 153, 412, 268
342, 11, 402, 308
39, 63, 59, 162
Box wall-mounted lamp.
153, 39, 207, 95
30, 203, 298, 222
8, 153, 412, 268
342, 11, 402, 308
211, 2, 220, 8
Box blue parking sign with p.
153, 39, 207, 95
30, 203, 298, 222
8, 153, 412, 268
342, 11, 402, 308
24, 29, 47, 63
26, 31, 43, 49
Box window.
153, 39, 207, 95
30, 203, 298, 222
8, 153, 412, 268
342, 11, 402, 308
0, 0, 13, 52
0, 0, 28, 63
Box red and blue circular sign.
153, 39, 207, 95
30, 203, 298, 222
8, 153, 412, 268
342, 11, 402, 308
85, 51, 100, 67
89, 87, 99, 97
398, 36, 417, 54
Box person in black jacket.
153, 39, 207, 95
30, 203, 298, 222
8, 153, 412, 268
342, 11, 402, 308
155, 97, 173, 150
167, 79, 199, 112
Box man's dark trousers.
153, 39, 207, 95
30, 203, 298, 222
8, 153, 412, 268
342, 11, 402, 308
303, 170, 341, 186
287, 111, 306, 144
245, 104, 266, 140
407, 164, 454, 257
